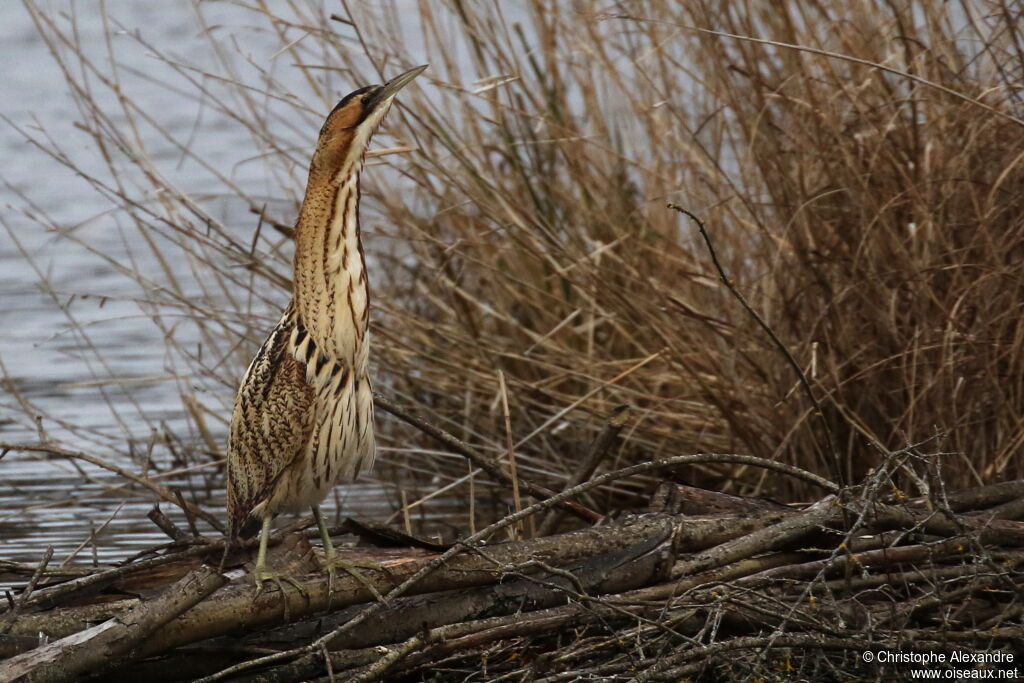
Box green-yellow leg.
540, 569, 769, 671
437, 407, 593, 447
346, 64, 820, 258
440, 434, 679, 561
252, 515, 307, 603
312, 506, 386, 602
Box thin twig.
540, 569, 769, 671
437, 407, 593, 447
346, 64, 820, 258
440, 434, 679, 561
147, 505, 189, 543
0, 442, 224, 532
624, 18, 1024, 129
373, 393, 601, 523
667, 205, 844, 486
1, 547, 53, 632
3, 517, 313, 612
537, 404, 630, 537
496, 370, 523, 538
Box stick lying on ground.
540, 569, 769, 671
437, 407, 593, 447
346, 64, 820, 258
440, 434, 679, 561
0, 567, 226, 683
1, 512, 781, 656
2, 471, 1022, 682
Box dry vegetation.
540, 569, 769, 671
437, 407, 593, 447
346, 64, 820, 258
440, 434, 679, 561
4, 0, 1024, 680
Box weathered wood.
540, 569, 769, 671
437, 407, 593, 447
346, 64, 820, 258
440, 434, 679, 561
109, 524, 677, 682
90, 540, 1018, 683
4, 481, 1023, 683
537, 405, 630, 536
0, 566, 226, 683
649, 482, 792, 515
907, 480, 1024, 512
670, 496, 840, 578
866, 500, 1024, 546
2, 512, 780, 660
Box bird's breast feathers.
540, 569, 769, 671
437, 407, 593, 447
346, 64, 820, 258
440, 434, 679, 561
287, 311, 376, 481
226, 306, 375, 527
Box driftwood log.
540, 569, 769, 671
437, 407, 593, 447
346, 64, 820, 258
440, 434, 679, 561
2, 471, 1023, 682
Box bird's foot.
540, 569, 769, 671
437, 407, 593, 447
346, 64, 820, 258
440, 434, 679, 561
253, 567, 309, 619
324, 557, 389, 604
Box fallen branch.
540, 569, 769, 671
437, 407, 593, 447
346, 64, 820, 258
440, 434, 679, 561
4, 472, 1021, 682
0, 566, 226, 683
3, 511, 776, 653
537, 404, 630, 536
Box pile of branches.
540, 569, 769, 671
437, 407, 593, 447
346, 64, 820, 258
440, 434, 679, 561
2, 426, 1022, 682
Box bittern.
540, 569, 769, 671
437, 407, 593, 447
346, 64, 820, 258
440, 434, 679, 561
226, 65, 427, 592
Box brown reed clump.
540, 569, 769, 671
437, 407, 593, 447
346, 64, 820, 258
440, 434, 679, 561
11, 0, 1024, 527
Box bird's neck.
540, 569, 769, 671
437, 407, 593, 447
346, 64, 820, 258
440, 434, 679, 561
292, 161, 370, 369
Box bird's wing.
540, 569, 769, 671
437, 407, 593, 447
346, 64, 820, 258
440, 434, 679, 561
226, 308, 315, 535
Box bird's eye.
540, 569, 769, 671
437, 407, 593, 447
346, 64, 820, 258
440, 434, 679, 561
361, 95, 371, 105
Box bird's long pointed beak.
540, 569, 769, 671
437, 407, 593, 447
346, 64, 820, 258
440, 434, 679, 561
366, 65, 428, 112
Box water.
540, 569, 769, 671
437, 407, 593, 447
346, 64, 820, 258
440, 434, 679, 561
0, 1, 451, 578
0, 2, 255, 573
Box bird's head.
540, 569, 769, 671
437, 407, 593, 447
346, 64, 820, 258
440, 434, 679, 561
313, 64, 427, 182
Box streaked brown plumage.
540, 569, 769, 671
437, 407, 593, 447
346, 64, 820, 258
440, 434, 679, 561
226, 66, 427, 587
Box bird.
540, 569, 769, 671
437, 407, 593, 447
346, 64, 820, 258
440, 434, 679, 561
225, 65, 428, 593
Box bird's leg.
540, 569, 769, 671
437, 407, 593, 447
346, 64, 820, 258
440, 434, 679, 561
252, 515, 307, 605
312, 506, 386, 603
217, 535, 232, 575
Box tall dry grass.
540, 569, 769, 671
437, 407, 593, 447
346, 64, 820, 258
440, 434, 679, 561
12, 0, 1024, 529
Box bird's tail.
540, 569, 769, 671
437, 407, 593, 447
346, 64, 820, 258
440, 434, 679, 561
218, 514, 261, 575
233, 516, 262, 540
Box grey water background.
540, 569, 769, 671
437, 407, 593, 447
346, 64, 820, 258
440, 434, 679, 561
0, 1, 446, 575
